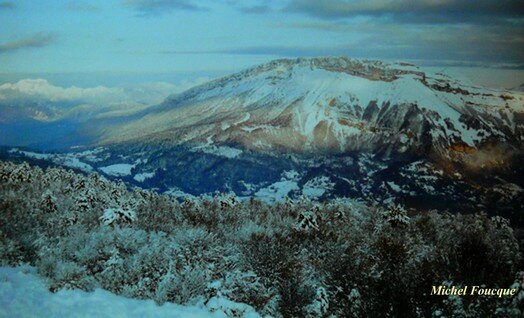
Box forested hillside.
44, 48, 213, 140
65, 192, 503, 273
1, 161, 523, 317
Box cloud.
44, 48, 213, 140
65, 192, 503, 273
0, 2, 15, 9
0, 34, 56, 54
0, 79, 129, 105
496, 64, 524, 70
271, 16, 524, 64
123, 0, 208, 14
0, 78, 209, 107
160, 22, 524, 65
161, 46, 333, 56
0, 77, 212, 125
353, 23, 524, 64
66, 1, 101, 12
284, 0, 524, 24
229, 1, 524, 66
239, 5, 272, 14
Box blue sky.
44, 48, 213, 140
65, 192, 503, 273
1, 0, 523, 87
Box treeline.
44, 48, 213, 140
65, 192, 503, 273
0, 161, 523, 317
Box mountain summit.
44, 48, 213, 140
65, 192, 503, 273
103, 57, 523, 162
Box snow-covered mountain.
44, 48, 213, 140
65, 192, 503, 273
103, 57, 524, 164
3, 57, 524, 224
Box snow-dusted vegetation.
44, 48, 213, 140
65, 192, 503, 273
1, 160, 523, 317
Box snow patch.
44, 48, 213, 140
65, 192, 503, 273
255, 180, 299, 203
8, 148, 97, 173
302, 176, 335, 199
282, 170, 300, 181
99, 164, 135, 177
206, 295, 260, 318
191, 145, 243, 159
8, 149, 52, 160
241, 124, 276, 133
234, 113, 251, 126
133, 172, 155, 182
62, 157, 93, 173
0, 265, 231, 318
165, 187, 197, 200
220, 122, 231, 131
387, 181, 402, 193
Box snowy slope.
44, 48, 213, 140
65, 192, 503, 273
102, 57, 524, 159
0, 266, 260, 318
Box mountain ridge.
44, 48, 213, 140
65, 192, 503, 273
100, 57, 524, 166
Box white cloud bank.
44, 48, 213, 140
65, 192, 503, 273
0, 77, 209, 122
0, 77, 209, 106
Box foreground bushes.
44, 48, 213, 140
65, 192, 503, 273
0, 161, 523, 317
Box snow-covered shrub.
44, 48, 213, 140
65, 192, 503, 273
243, 232, 291, 284
0, 164, 11, 182
135, 195, 182, 233
180, 198, 206, 226
295, 210, 319, 232
154, 266, 208, 305
8, 162, 32, 183
215, 192, 240, 210
173, 227, 219, 264
382, 203, 410, 227
242, 231, 315, 316
0, 233, 26, 265
445, 213, 519, 287
46, 260, 98, 293
277, 264, 316, 318
304, 286, 329, 317
100, 208, 136, 226
40, 190, 58, 213
74, 194, 91, 213
500, 271, 524, 317
431, 282, 467, 318
216, 270, 278, 316
347, 288, 363, 317
120, 232, 174, 299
